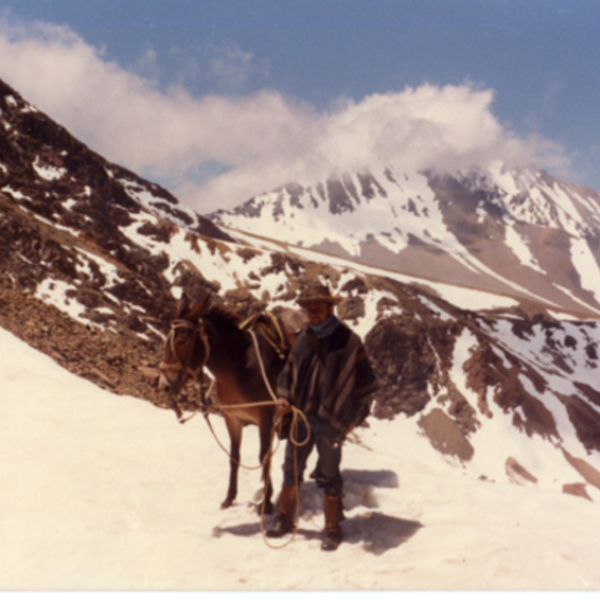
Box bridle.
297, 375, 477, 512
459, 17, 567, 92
159, 317, 211, 392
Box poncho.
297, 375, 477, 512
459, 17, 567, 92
276, 318, 379, 438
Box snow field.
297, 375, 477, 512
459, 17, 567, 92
1, 327, 600, 590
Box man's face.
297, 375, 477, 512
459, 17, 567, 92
304, 300, 334, 326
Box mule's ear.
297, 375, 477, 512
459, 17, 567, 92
175, 294, 190, 319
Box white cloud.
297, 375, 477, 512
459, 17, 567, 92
0, 18, 569, 213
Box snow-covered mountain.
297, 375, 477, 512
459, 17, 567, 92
210, 164, 600, 318
2, 73, 600, 584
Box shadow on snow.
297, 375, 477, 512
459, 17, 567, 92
212, 468, 422, 554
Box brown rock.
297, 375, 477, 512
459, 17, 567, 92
505, 457, 537, 485
418, 408, 474, 462
562, 482, 592, 501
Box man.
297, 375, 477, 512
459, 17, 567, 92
267, 282, 379, 551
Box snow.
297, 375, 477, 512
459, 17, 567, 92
553, 283, 600, 316
488, 162, 520, 197
503, 219, 544, 274
229, 227, 523, 314
421, 281, 519, 312
223, 167, 503, 287
546, 182, 585, 230
2, 327, 600, 591
76, 247, 124, 288
215, 164, 600, 314
2, 185, 29, 201
569, 236, 600, 304
477, 317, 600, 468
34, 277, 89, 324
62, 198, 77, 210
117, 176, 200, 229
33, 156, 67, 181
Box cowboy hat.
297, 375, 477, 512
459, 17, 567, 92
296, 283, 341, 307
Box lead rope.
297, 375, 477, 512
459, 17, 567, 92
200, 400, 310, 549
245, 330, 311, 549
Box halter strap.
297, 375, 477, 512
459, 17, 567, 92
159, 318, 210, 381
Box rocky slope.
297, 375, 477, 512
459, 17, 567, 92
1, 76, 600, 498
0, 77, 229, 407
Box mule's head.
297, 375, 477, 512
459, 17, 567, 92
158, 296, 208, 395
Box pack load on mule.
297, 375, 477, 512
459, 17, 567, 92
158, 294, 307, 514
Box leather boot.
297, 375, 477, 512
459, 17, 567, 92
321, 494, 344, 551
266, 484, 297, 538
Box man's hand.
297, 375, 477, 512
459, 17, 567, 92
275, 397, 292, 419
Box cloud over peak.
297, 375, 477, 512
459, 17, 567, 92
0, 18, 568, 212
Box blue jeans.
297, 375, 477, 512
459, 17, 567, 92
282, 416, 343, 496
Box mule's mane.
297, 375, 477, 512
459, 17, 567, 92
203, 303, 243, 328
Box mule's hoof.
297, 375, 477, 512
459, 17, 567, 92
220, 498, 234, 509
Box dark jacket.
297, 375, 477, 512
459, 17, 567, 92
276, 318, 379, 438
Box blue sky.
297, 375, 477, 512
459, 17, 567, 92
0, 0, 598, 210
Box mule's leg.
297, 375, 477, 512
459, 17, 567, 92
258, 416, 275, 515
221, 416, 243, 509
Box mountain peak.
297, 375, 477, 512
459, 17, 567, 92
209, 163, 600, 318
